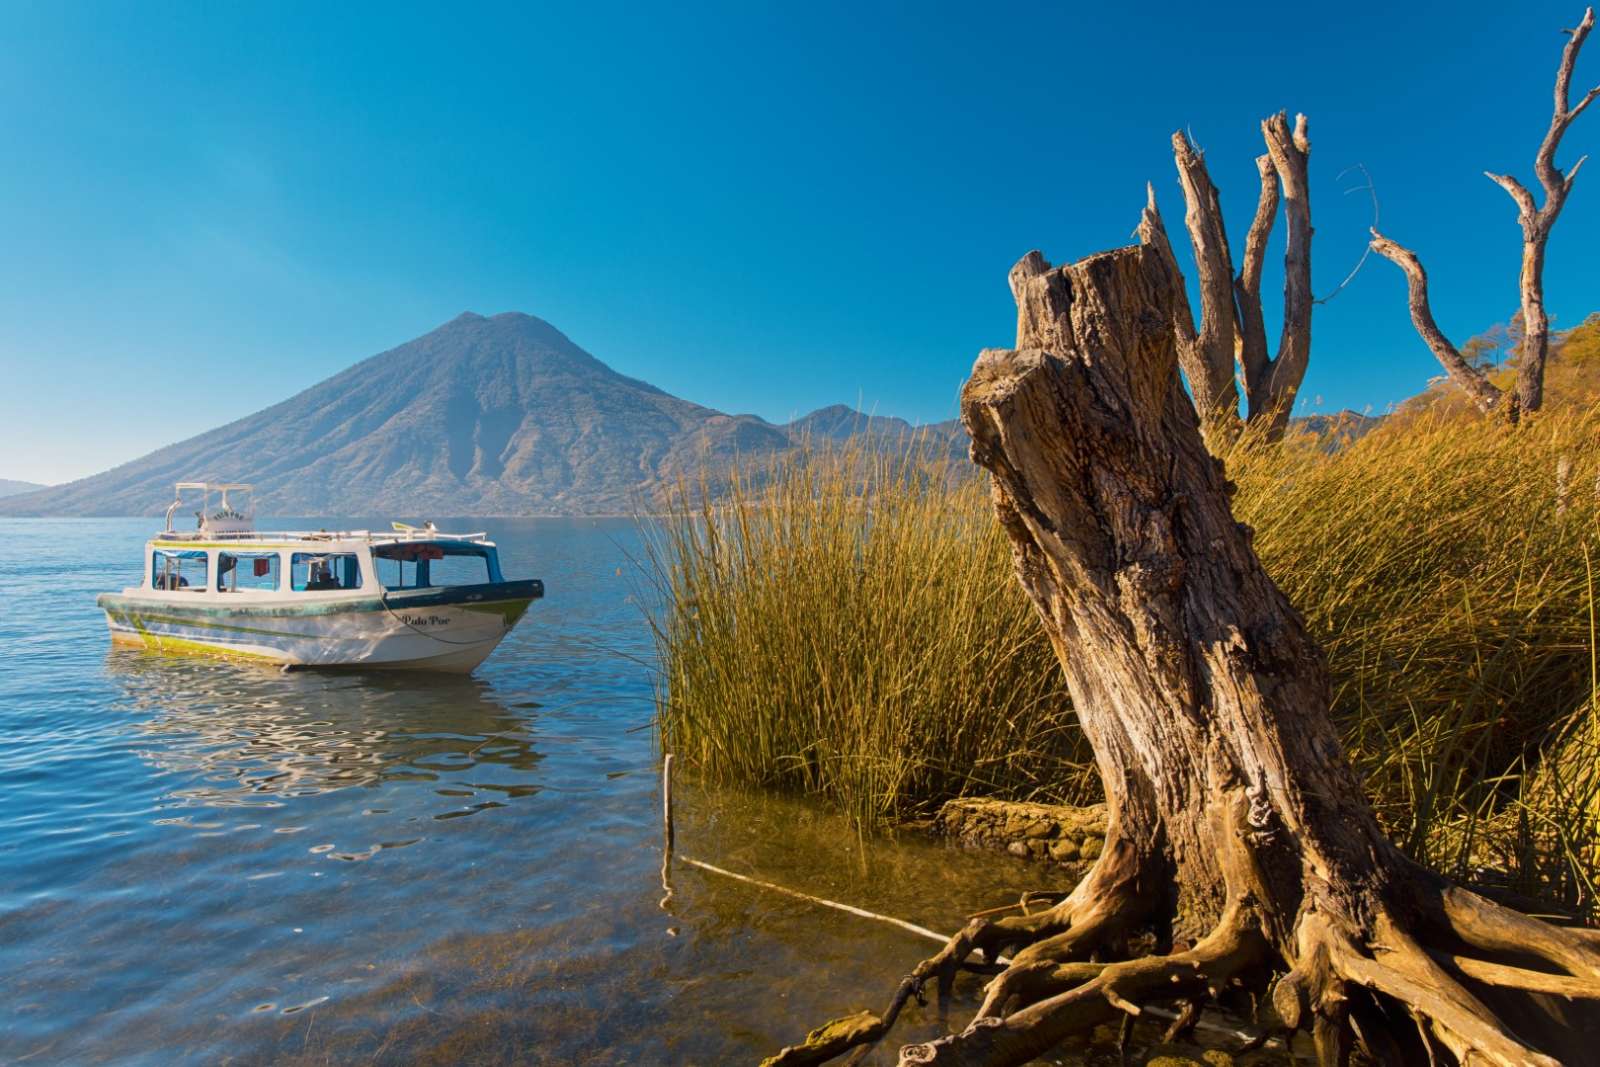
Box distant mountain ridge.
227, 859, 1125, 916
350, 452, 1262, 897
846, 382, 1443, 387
0, 478, 47, 498
0, 312, 964, 517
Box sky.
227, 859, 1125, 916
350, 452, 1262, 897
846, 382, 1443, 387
1, 1, 1597, 485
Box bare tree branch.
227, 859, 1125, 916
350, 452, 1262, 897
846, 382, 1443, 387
1540, 9, 1600, 199
1570, 152, 1591, 186
1516, 6, 1597, 412
1167, 132, 1243, 441
1234, 154, 1276, 407
1484, 171, 1538, 223
1368, 229, 1508, 417
1156, 114, 1314, 444
1388, 9, 1597, 418
1571, 84, 1600, 122
1255, 111, 1313, 435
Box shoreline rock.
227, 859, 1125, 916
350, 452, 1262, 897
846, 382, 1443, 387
921, 798, 1108, 866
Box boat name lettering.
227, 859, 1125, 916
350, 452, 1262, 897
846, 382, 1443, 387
398, 614, 452, 627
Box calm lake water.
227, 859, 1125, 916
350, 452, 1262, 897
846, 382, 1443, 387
0, 517, 1086, 1066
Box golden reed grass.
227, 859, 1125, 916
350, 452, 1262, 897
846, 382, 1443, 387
643, 407, 1600, 918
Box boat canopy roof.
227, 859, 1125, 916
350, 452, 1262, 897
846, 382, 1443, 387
153, 514, 492, 548
155, 481, 493, 547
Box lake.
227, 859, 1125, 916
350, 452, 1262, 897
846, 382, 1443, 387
0, 517, 1076, 1066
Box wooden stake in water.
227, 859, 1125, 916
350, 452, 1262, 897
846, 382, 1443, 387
658, 753, 675, 911
662, 753, 675, 854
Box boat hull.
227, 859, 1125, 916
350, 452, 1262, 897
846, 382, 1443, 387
97, 580, 542, 673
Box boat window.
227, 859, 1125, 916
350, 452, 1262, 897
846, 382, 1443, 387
428, 549, 494, 586
217, 552, 279, 592
290, 553, 363, 592
152, 549, 208, 592
373, 543, 497, 589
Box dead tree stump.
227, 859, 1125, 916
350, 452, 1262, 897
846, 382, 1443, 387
777, 243, 1600, 1067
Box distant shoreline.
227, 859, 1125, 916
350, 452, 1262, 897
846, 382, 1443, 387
0, 511, 663, 521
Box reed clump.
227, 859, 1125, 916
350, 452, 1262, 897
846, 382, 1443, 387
645, 408, 1600, 917
642, 440, 1090, 828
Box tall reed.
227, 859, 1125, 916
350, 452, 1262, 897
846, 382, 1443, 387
641, 439, 1090, 827
644, 408, 1600, 916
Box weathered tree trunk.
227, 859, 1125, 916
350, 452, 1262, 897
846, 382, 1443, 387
974, 244, 1377, 946
1374, 7, 1597, 418
776, 243, 1600, 1067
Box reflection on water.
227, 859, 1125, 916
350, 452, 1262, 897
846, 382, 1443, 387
112, 654, 545, 817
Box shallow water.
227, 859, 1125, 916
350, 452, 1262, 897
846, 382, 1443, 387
0, 517, 1105, 1066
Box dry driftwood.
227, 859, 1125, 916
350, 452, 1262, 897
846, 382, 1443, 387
775, 242, 1600, 1067
1373, 7, 1599, 418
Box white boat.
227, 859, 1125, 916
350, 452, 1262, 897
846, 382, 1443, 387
97, 483, 544, 673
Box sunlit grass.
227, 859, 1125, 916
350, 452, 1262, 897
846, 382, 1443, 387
644, 407, 1600, 918
641, 438, 1092, 829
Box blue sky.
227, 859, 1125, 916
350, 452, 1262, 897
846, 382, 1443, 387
1, 1, 1596, 484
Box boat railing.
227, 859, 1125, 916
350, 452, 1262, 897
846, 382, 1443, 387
153, 528, 491, 544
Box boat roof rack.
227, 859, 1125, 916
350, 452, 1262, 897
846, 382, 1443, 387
156, 483, 490, 545
152, 528, 493, 544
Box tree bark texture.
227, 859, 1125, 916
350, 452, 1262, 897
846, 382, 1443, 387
976, 244, 1382, 940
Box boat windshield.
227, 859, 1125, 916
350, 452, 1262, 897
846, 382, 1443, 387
152, 549, 207, 592
373, 543, 500, 589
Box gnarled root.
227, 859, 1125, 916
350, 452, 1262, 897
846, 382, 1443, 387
770, 840, 1600, 1067
777, 836, 1157, 1066
1311, 871, 1600, 1067
899, 897, 1268, 1065
883, 880, 1600, 1067
912, 836, 1154, 1007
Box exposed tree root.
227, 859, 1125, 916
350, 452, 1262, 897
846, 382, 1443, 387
903, 837, 1156, 1010
1431, 880, 1600, 982
772, 837, 1600, 1066
898, 896, 1268, 1066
